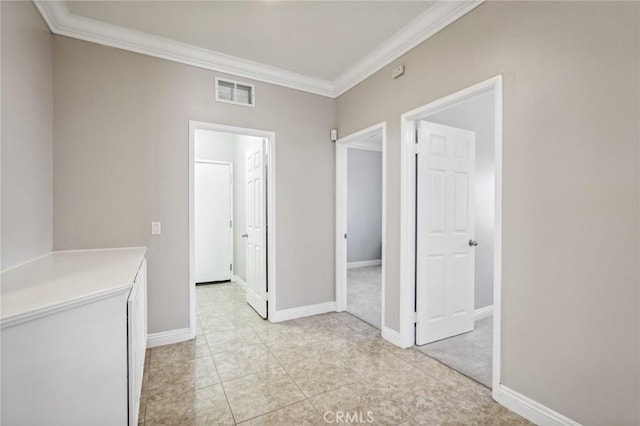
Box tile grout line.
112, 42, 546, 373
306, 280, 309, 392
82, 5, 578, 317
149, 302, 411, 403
201, 315, 240, 425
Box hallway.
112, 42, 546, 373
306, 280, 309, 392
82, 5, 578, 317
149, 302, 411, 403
139, 283, 528, 425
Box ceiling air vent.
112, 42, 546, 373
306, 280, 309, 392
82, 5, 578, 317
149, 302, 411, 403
215, 78, 255, 107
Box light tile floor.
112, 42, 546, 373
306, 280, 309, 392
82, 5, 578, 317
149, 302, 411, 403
140, 282, 530, 425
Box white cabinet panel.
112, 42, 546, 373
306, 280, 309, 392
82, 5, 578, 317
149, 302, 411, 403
1, 248, 147, 426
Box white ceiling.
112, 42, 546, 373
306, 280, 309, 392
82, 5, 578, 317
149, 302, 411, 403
36, 1, 480, 96
67, 1, 434, 81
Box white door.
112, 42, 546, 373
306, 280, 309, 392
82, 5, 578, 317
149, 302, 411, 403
416, 121, 476, 345
195, 162, 233, 283
245, 141, 268, 318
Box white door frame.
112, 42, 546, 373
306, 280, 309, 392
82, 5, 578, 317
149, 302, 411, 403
194, 160, 233, 282
188, 121, 277, 337
399, 75, 503, 394
335, 122, 386, 330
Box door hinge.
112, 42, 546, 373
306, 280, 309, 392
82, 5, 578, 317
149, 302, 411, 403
344, 233, 347, 239
230, 264, 233, 271
415, 128, 420, 155
230, 220, 233, 228
413, 312, 418, 323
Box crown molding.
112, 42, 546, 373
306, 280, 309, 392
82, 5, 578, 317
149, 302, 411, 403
32, 1, 335, 97
332, 1, 483, 97
33, 0, 483, 99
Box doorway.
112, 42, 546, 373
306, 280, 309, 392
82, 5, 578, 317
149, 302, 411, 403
188, 121, 277, 338
336, 123, 386, 329
399, 76, 503, 392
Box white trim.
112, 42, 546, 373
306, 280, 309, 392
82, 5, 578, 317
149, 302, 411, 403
33, 1, 482, 99
333, 1, 483, 96
495, 385, 582, 426
189, 121, 277, 337
32, 1, 333, 97
347, 259, 382, 269
335, 122, 386, 337
474, 305, 493, 320
271, 301, 336, 323
146, 327, 192, 349
346, 140, 383, 152
399, 75, 503, 388
381, 326, 412, 348
232, 274, 248, 290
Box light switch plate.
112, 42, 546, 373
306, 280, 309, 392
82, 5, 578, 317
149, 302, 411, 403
151, 222, 162, 235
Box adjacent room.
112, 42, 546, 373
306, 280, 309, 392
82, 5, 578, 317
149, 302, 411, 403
193, 127, 268, 322
2, 1, 638, 425
340, 129, 384, 329
413, 89, 497, 388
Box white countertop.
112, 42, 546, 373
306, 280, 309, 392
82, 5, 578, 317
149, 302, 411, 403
1, 247, 146, 327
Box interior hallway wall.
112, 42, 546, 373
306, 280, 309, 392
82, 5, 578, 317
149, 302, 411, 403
53, 36, 336, 334
1, 1, 53, 270
347, 148, 382, 264
426, 91, 494, 310
335, 2, 639, 424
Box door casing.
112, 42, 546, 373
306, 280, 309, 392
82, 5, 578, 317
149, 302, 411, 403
188, 121, 276, 337
399, 75, 503, 396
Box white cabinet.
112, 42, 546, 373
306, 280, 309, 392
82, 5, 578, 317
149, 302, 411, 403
1, 248, 148, 426
128, 259, 148, 425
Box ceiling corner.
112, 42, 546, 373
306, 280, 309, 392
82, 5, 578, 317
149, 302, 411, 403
33, 0, 484, 99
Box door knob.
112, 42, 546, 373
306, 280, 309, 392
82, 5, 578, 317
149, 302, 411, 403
242, 234, 248, 238
468, 240, 478, 247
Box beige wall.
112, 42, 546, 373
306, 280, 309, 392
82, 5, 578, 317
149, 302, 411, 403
1, 1, 53, 270
53, 36, 336, 333
336, 2, 639, 424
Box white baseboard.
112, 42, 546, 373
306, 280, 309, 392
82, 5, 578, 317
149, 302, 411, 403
147, 327, 192, 348
347, 259, 382, 269
494, 384, 581, 426
232, 275, 248, 290
382, 326, 415, 348
474, 305, 494, 320
271, 301, 336, 323
381, 326, 403, 346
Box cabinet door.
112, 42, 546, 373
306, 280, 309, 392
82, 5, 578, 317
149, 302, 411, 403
128, 259, 147, 425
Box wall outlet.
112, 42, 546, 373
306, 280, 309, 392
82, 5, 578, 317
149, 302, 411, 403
151, 222, 162, 235
392, 65, 405, 79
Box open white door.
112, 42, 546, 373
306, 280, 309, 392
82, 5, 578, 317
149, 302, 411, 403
416, 121, 476, 345
195, 162, 233, 283
245, 141, 268, 318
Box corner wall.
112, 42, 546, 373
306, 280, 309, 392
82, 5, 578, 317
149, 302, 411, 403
336, 2, 639, 424
1, 1, 53, 270
52, 36, 336, 334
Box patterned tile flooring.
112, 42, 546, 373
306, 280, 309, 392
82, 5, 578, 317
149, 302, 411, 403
139, 282, 530, 425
